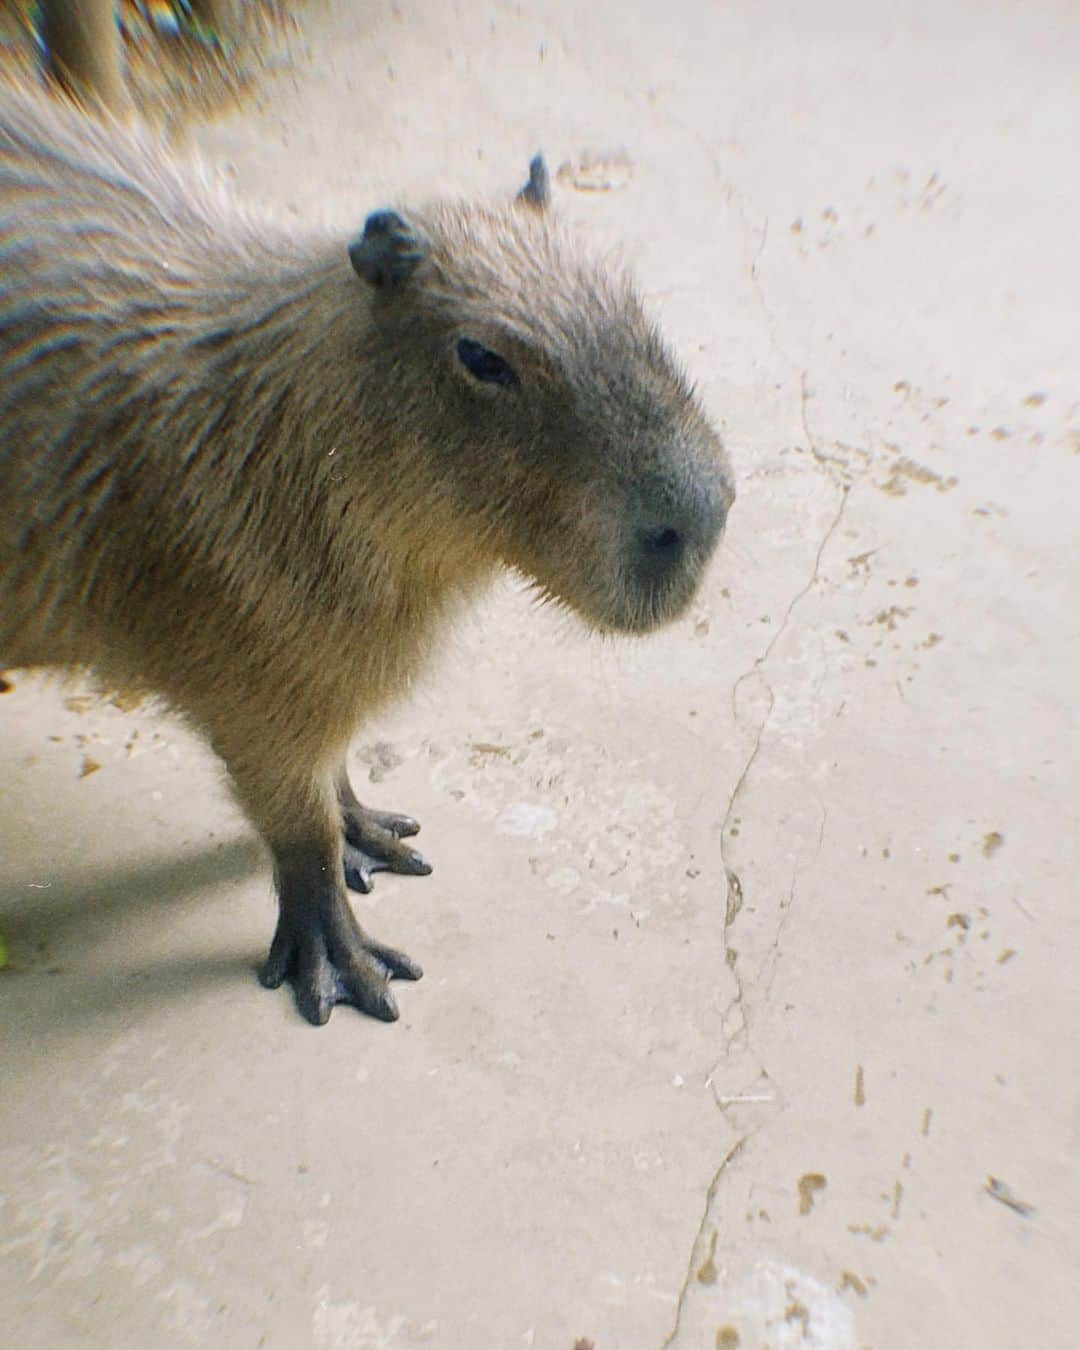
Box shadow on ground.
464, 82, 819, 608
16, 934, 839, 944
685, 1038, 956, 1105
0, 836, 269, 1038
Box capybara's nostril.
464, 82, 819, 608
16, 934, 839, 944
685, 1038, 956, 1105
645, 525, 683, 556
636, 522, 687, 584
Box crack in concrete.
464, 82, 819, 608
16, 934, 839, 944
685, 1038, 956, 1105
760, 802, 828, 1002
747, 214, 783, 357
741, 201, 796, 374
663, 157, 865, 1302
716, 700, 768, 1053
715, 362, 855, 1049
718, 477, 851, 1055
801, 370, 865, 481
758, 868, 799, 1006
658, 1135, 748, 1350
654, 119, 796, 384
679, 465, 850, 1348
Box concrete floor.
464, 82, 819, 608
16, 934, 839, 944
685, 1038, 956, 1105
2, 2, 1078, 1346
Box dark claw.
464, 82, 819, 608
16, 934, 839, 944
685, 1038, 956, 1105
346, 981, 399, 1022
364, 809, 421, 839
295, 960, 334, 1026
259, 928, 291, 990
363, 937, 423, 982
343, 843, 375, 895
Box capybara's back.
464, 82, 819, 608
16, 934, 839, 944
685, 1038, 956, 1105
0, 85, 267, 678
0, 83, 734, 1026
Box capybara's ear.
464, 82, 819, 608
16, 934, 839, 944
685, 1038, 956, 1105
348, 211, 429, 288
515, 154, 550, 212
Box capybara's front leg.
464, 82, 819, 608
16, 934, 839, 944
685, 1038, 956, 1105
260, 837, 422, 1025
223, 751, 422, 1025
335, 762, 432, 895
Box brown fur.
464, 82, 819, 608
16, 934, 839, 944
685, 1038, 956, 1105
0, 84, 733, 1023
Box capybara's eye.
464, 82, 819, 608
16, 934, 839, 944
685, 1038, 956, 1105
456, 338, 518, 388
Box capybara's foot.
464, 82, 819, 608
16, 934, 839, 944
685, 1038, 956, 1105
341, 803, 432, 893
259, 885, 422, 1026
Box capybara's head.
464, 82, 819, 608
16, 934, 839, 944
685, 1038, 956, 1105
348, 157, 734, 633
